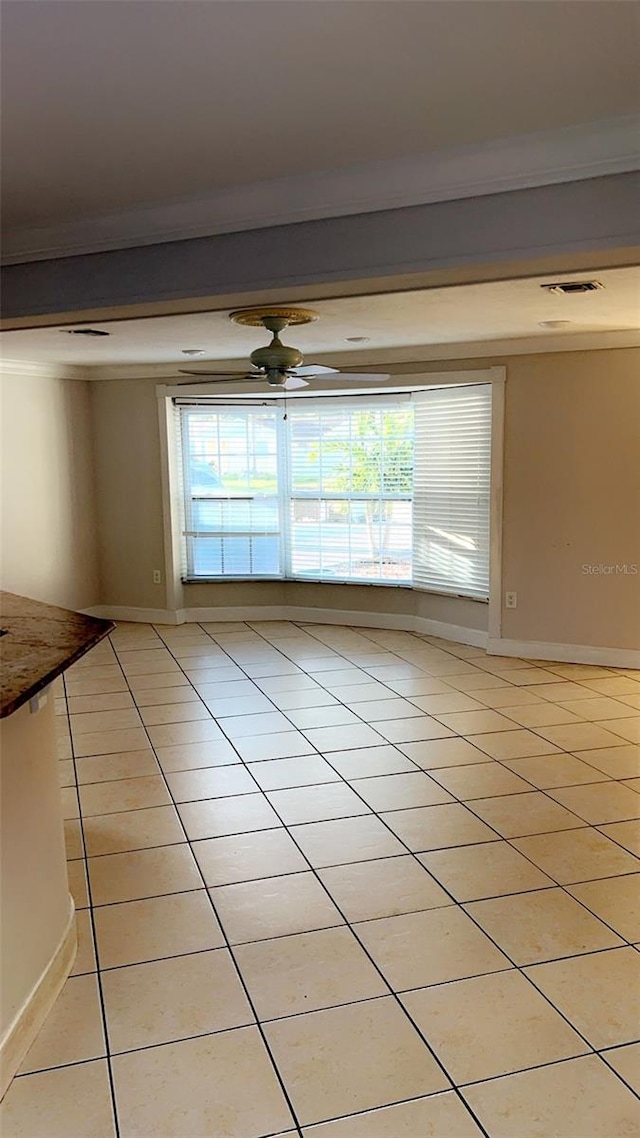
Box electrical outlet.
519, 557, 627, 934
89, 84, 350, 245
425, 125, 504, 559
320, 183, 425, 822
152, 569, 162, 585
505, 591, 517, 609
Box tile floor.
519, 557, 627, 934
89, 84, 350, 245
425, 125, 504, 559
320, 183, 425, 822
2, 620, 640, 1137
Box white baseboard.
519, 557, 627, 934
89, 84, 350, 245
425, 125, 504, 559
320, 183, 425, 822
1, 898, 76, 1099
487, 637, 640, 669
84, 603, 489, 649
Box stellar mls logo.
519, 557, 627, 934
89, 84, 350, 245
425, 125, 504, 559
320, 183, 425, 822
582, 563, 638, 575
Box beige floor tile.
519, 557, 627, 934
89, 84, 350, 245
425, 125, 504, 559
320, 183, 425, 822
623, 776, 640, 792
318, 855, 452, 922
381, 802, 500, 851
467, 730, 561, 761
57, 759, 74, 787
234, 730, 316, 762
534, 722, 631, 752
465, 887, 623, 964
286, 705, 361, 729
433, 709, 520, 734
582, 677, 640, 696
602, 1042, 640, 1094
303, 723, 387, 752
83, 805, 185, 856
256, 672, 323, 694
512, 827, 640, 883
347, 697, 425, 722
79, 775, 171, 817
133, 685, 202, 707
468, 790, 586, 837
94, 890, 223, 968
428, 762, 534, 800
598, 819, 640, 855
155, 738, 239, 771
193, 828, 308, 887
568, 874, 640, 942
102, 948, 253, 1053
403, 969, 586, 1084
502, 751, 611, 788
68, 692, 135, 715
164, 764, 257, 801
471, 687, 546, 708
548, 781, 640, 824
619, 693, 640, 710
20, 974, 105, 1074
0, 1060, 116, 1138
269, 688, 340, 710
67, 858, 89, 909
235, 925, 387, 1020
558, 697, 640, 721
70, 909, 97, 976
501, 703, 584, 728
218, 710, 293, 738
60, 785, 80, 819
264, 997, 449, 1126
65, 676, 128, 698
398, 737, 493, 769
408, 693, 487, 715
525, 947, 640, 1047
64, 818, 84, 860
578, 733, 639, 778
420, 840, 553, 901
111, 1026, 294, 1137
524, 681, 594, 701
146, 719, 223, 748
89, 844, 201, 905
76, 749, 160, 784
138, 701, 211, 725
443, 672, 513, 692
73, 727, 151, 758
178, 792, 281, 840
266, 782, 371, 824
463, 1054, 640, 1138
211, 871, 344, 944
126, 671, 190, 691
70, 708, 142, 736
596, 717, 640, 743
354, 906, 509, 990
301, 1091, 484, 1137
350, 772, 453, 811
247, 754, 342, 790
375, 717, 455, 744
383, 676, 455, 697
327, 745, 417, 779
291, 815, 406, 867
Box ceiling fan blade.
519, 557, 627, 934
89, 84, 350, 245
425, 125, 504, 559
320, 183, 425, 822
289, 365, 339, 376
283, 375, 309, 390
325, 372, 391, 382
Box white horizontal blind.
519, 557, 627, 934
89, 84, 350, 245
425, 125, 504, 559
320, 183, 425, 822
285, 399, 413, 583
413, 385, 492, 598
180, 405, 282, 578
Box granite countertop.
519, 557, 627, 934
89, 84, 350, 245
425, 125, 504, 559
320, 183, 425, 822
0, 592, 114, 718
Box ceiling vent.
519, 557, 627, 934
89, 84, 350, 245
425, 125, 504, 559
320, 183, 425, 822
64, 327, 110, 337
541, 281, 604, 295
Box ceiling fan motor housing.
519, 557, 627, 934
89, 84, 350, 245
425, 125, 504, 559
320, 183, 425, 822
250, 335, 304, 375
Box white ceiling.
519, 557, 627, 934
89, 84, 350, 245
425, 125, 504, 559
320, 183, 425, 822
1, 268, 638, 369
2, 0, 639, 235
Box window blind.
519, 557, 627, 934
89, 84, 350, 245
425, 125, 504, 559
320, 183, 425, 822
412, 384, 492, 598
180, 405, 282, 578
285, 399, 413, 583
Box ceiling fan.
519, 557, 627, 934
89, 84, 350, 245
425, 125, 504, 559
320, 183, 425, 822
178, 306, 390, 390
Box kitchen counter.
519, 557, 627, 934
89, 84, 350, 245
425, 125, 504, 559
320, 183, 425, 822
0, 592, 113, 1096
0, 592, 113, 718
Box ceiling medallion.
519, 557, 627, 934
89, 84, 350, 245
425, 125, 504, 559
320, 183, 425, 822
229, 306, 319, 328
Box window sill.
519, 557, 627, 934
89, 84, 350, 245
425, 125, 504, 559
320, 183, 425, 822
181, 577, 488, 603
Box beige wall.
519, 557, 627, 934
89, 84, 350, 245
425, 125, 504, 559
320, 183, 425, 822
88, 347, 640, 651
0, 368, 100, 610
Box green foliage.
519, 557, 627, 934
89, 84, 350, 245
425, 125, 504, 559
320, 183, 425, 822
324, 408, 413, 494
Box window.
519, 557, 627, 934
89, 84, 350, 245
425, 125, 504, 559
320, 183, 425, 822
178, 385, 492, 597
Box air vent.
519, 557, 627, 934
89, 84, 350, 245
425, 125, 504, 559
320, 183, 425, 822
541, 281, 604, 295
64, 328, 110, 337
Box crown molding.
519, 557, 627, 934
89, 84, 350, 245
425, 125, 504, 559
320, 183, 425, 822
3, 116, 639, 266
0, 359, 88, 380
81, 329, 640, 383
